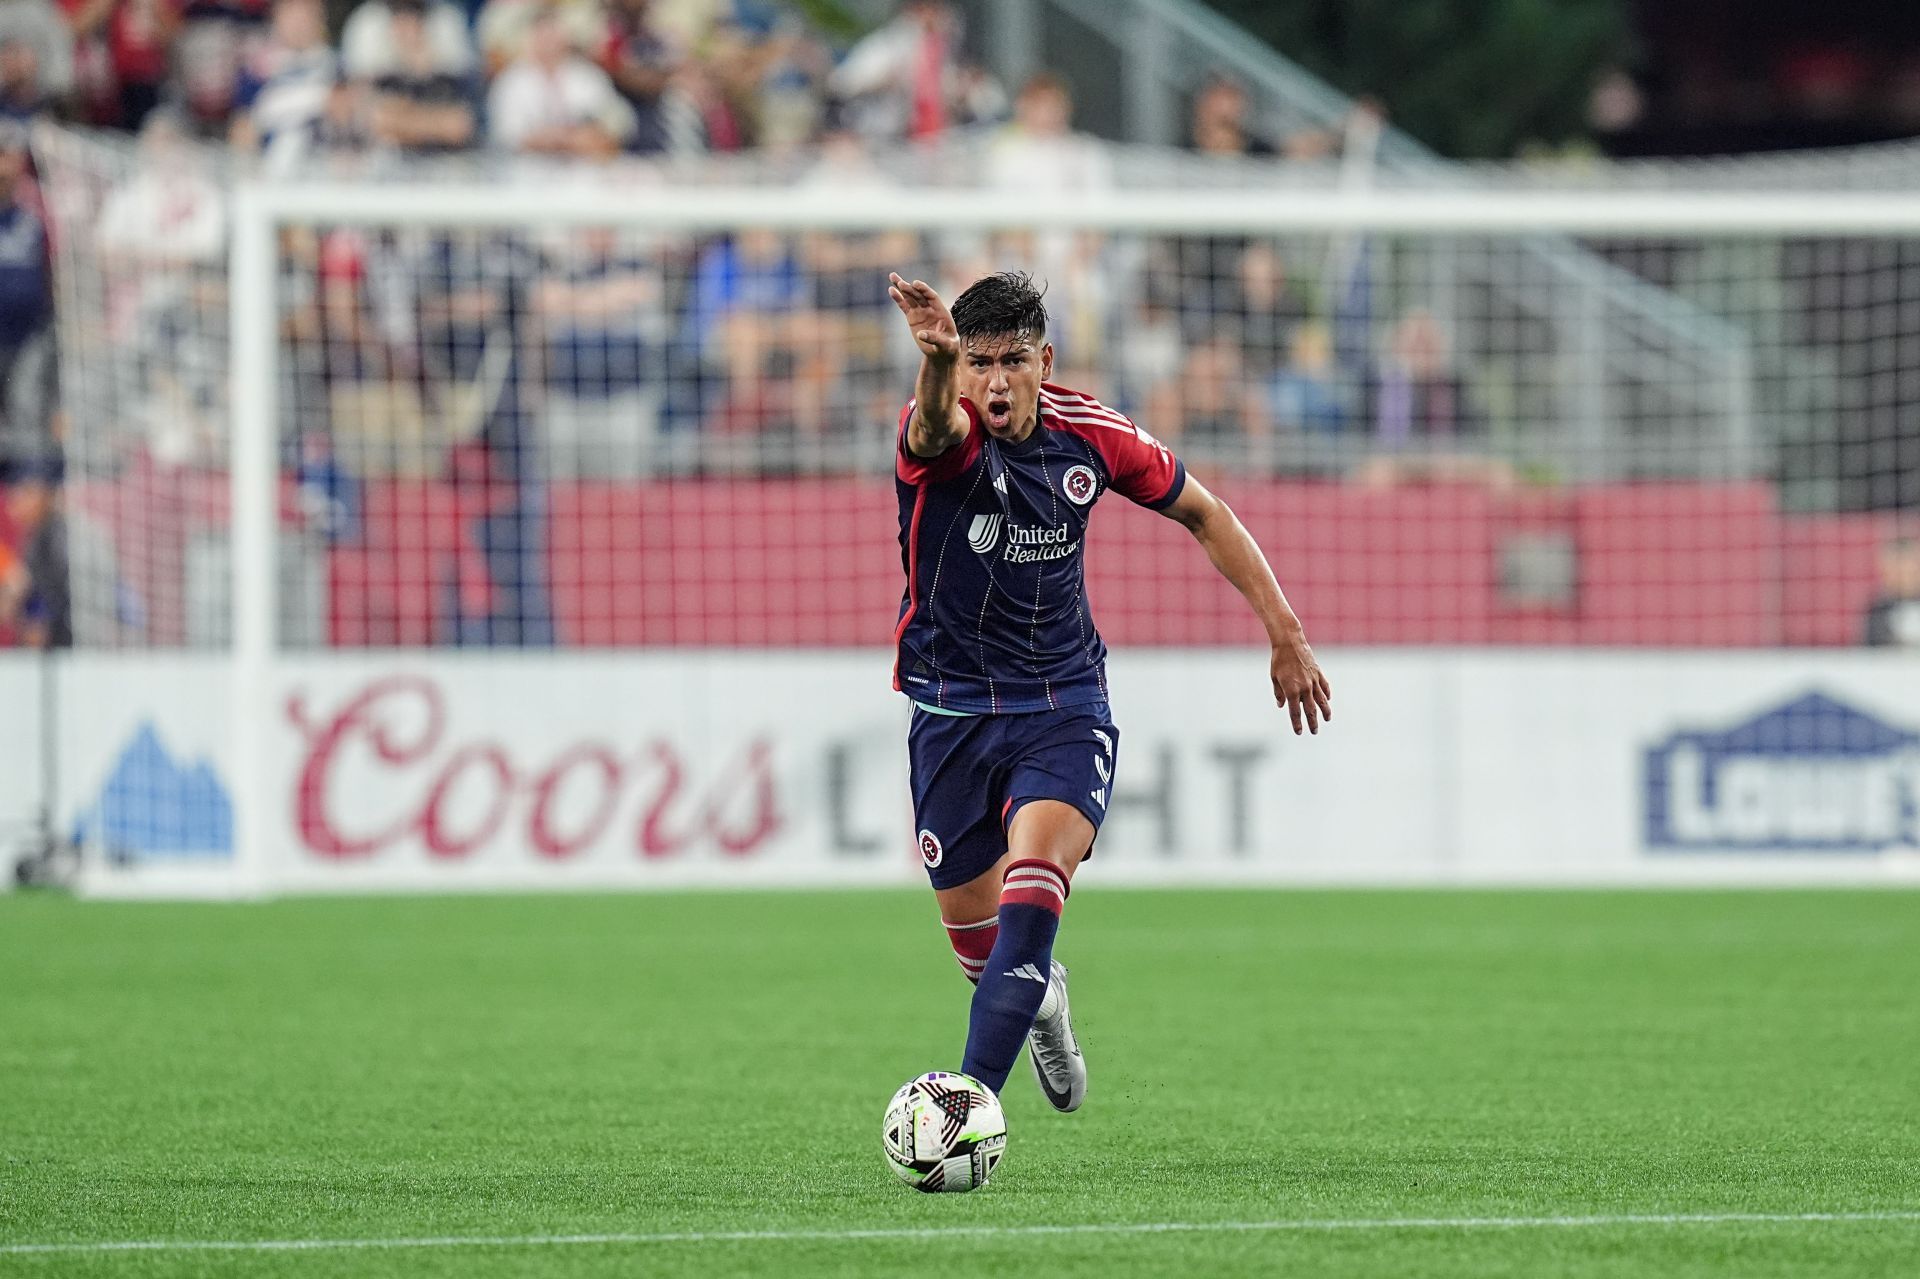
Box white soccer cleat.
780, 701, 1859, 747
1027, 960, 1086, 1112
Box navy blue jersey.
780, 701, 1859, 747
893, 382, 1187, 713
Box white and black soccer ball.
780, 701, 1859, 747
881, 1071, 1007, 1193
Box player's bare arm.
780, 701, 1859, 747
888, 272, 970, 457
1165, 477, 1333, 735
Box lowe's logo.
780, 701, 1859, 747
1643, 692, 1920, 853
74, 722, 232, 858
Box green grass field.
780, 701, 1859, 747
1, 889, 1916, 1277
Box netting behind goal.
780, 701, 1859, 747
36, 125, 1920, 655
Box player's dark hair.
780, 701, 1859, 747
951, 272, 1048, 345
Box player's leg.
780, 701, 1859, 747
1006, 802, 1091, 1111
955, 799, 1091, 1097
987, 706, 1117, 1109
908, 707, 1015, 985
936, 850, 1012, 983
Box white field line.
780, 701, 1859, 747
3, 1211, 1919, 1256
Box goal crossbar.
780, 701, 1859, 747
241, 184, 1920, 237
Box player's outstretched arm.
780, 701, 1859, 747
1164, 476, 1332, 735
888, 272, 969, 458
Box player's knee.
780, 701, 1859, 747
1025, 846, 1086, 880
1007, 801, 1095, 874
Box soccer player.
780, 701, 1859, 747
888, 269, 1332, 1111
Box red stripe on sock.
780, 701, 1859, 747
944, 916, 999, 979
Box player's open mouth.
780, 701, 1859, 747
987, 400, 1013, 428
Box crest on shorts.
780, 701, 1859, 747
918, 829, 944, 868
1061, 465, 1098, 506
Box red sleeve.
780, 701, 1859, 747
1096, 417, 1186, 510
895, 398, 984, 485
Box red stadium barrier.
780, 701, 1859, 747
362, 476, 1900, 649
61, 471, 1900, 649
1779, 513, 1894, 648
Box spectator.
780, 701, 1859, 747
477, 0, 603, 78
593, 0, 751, 155
1267, 322, 1347, 435
1188, 74, 1274, 157
534, 225, 665, 398
662, 59, 742, 152
1145, 237, 1304, 364
1111, 289, 1181, 421
0, 454, 69, 646
170, 0, 271, 135
795, 133, 916, 432
986, 72, 1109, 191
704, 10, 826, 149
0, 494, 23, 640
1143, 233, 1231, 346
487, 6, 635, 159
689, 226, 837, 443
1368, 309, 1478, 444
361, 0, 476, 155
599, 0, 686, 152
95, 107, 225, 266
340, 0, 471, 81
58, 0, 115, 123
534, 226, 673, 476
946, 58, 1005, 130
0, 36, 48, 124
229, 0, 339, 173
1222, 241, 1308, 378
828, 0, 958, 143
645, 0, 730, 49
0, 122, 54, 468
1147, 333, 1262, 457
96, 110, 226, 468
983, 74, 1111, 359
1864, 537, 1920, 647
315, 228, 388, 377
414, 230, 554, 645
0, 0, 73, 102
690, 227, 805, 379
103, 0, 182, 128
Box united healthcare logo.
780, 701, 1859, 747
1642, 691, 1920, 854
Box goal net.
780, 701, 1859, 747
32, 121, 1920, 892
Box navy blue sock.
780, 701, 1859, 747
961, 858, 1068, 1094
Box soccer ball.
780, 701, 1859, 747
881, 1072, 1007, 1192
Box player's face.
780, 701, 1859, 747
962, 332, 1053, 440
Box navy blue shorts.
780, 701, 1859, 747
908, 700, 1119, 890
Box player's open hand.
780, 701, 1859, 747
889, 273, 959, 361
1271, 632, 1332, 735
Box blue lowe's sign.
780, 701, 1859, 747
1644, 692, 1920, 853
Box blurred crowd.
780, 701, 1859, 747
0, 0, 1491, 648
0, 0, 1013, 164
250, 68, 1466, 491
